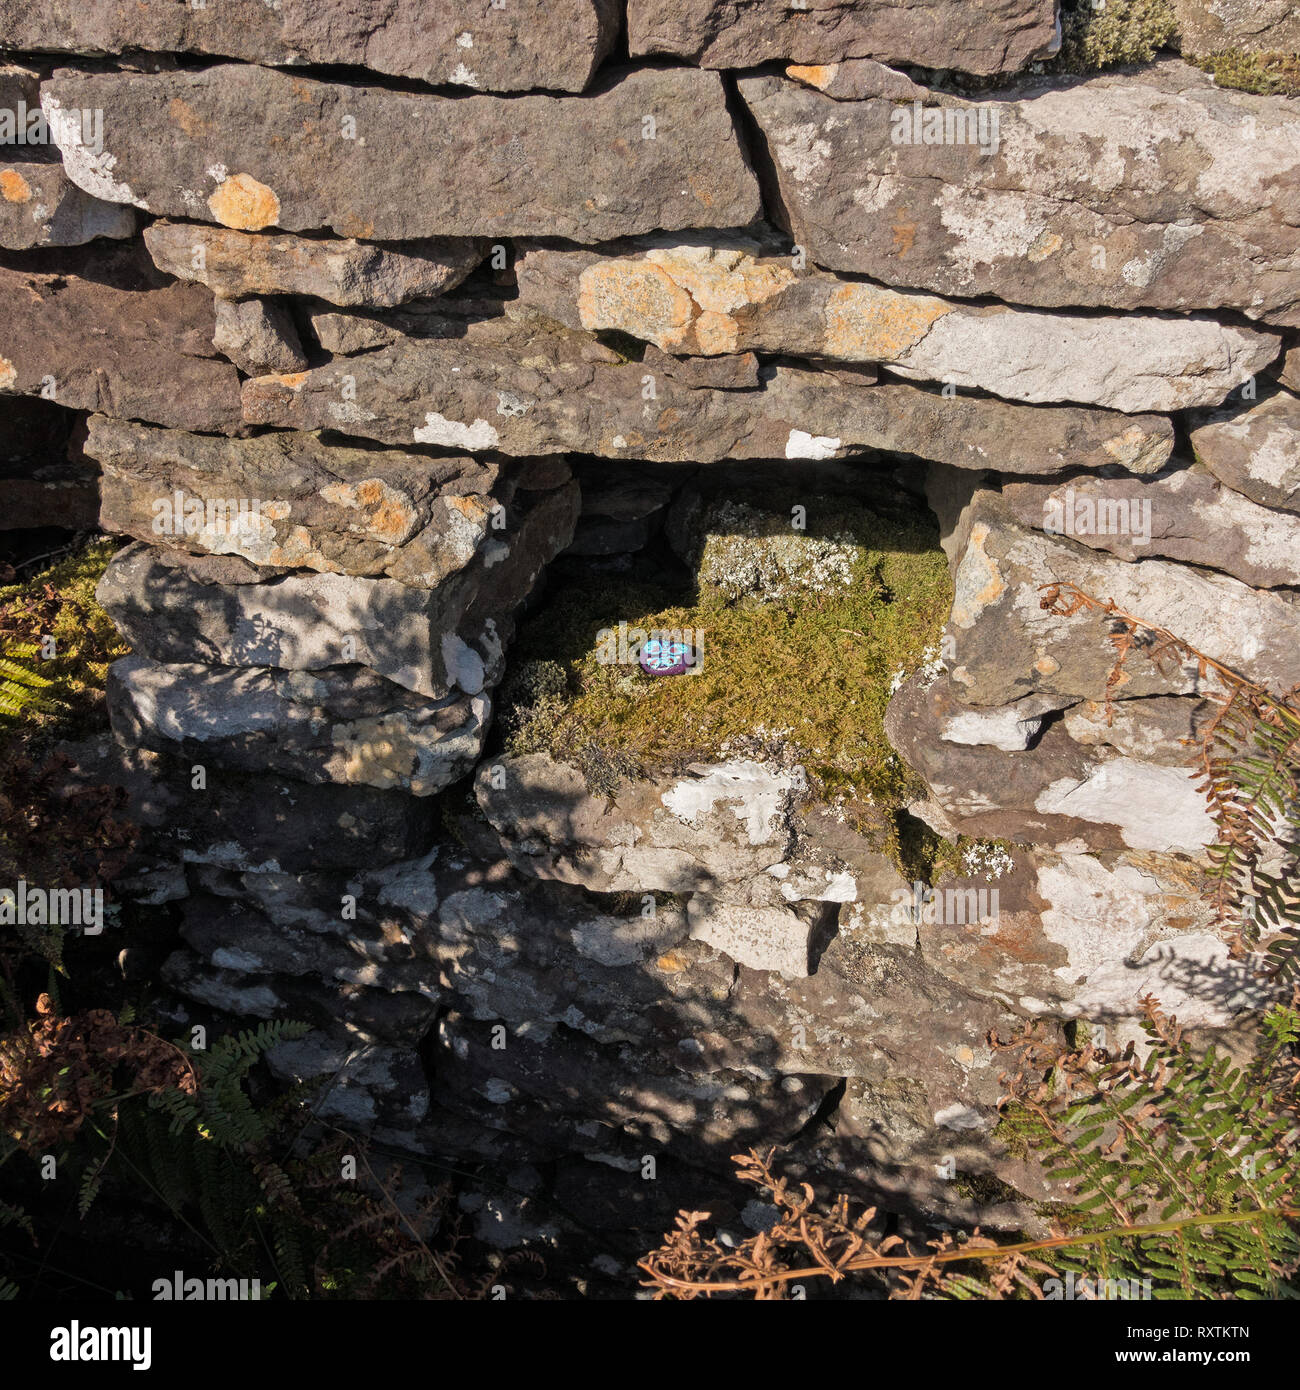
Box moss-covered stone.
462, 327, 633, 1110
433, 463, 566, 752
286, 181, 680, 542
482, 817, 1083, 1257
1191, 48, 1300, 96
0, 539, 130, 743
502, 494, 953, 814
1055, 0, 1178, 71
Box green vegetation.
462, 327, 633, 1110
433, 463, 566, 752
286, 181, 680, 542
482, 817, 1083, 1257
1192, 48, 1300, 96
503, 493, 953, 816
1055, 0, 1179, 71
0, 539, 128, 744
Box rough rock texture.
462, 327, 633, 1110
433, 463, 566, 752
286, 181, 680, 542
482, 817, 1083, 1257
998, 463, 1300, 588
940, 501, 1300, 707
242, 314, 1175, 473
1190, 389, 1300, 514
145, 222, 485, 307
626, 0, 1060, 76
211, 297, 308, 376
0, 0, 621, 94
0, 155, 135, 248
97, 475, 578, 697
0, 254, 243, 431
1172, 0, 1300, 55
43, 65, 762, 241
7, 7, 1297, 1282
87, 416, 577, 591
109, 656, 489, 797
517, 238, 1280, 410
740, 63, 1300, 324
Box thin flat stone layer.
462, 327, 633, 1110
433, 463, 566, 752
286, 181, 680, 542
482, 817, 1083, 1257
517, 239, 1280, 411
627, 0, 1059, 76
0, 0, 620, 94
739, 63, 1300, 325
144, 222, 485, 307
240, 317, 1174, 473
42, 65, 762, 241
1190, 391, 1300, 515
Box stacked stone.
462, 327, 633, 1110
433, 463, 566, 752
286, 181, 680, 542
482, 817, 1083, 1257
2, 1, 1299, 1246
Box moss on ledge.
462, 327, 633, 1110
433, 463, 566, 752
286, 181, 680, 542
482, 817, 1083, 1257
1054, 0, 1179, 72
501, 492, 953, 817
0, 539, 129, 744
1190, 48, 1300, 96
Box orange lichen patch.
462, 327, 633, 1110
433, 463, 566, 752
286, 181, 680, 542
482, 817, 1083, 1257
1027, 229, 1063, 263
891, 213, 917, 256
0, 169, 32, 203
272, 371, 308, 389
824, 282, 949, 362
368, 499, 418, 544
207, 173, 281, 231
355, 479, 385, 506
0, 355, 15, 390
786, 64, 839, 91
655, 950, 689, 973
692, 309, 740, 355
167, 97, 211, 138
578, 261, 695, 349
336, 216, 375, 240
1034, 655, 1060, 676
686, 172, 714, 208
950, 522, 1006, 627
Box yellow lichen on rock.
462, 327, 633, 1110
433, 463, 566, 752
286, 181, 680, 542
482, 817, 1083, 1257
0, 356, 16, 390
0, 169, 32, 203
207, 173, 281, 230
823, 282, 950, 362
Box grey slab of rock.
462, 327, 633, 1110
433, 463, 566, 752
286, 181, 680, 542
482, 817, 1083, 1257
144, 222, 485, 307
42, 65, 761, 241
1062, 696, 1217, 765
241, 316, 1174, 473
999, 462, 1300, 588
942, 504, 1300, 706
517, 238, 1278, 411
87, 414, 509, 588
212, 297, 307, 376
886, 675, 1217, 853
0, 258, 243, 433
626, 0, 1059, 76
97, 472, 577, 697
687, 896, 822, 978
784, 58, 930, 102
1172, 0, 1300, 55
1189, 390, 1300, 514
0, 155, 134, 247
738, 63, 1300, 325
61, 733, 436, 874
108, 655, 490, 797
474, 754, 805, 894
915, 847, 1267, 1026
1, 0, 619, 94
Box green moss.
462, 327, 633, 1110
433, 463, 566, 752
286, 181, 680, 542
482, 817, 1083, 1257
1054, 0, 1178, 71
503, 494, 952, 816
0, 539, 129, 744
1191, 48, 1300, 96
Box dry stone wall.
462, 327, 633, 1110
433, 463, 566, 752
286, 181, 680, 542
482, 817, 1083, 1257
3, 2, 1298, 1264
